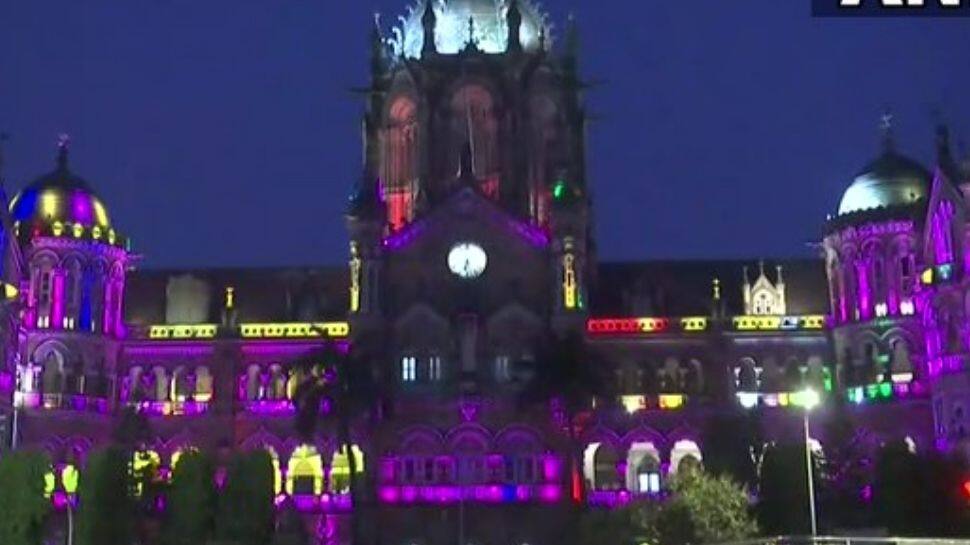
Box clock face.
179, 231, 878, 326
448, 242, 488, 279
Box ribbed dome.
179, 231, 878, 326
837, 149, 931, 216
10, 151, 111, 229
390, 0, 550, 58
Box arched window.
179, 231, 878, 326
269, 365, 287, 400
583, 443, 621, 491
287, 445, 324, 496
737, 358, 759, 392
670, 440, 703, 475
383, 97, 419, 230
171, 367, 192, 402
152, 367, 169, 402
451, 85, 498, 182
63, 258, 82, 330
627, 443, 661, 495
245, 365, 262, 402
38, 347, 65, 396
195, 366, 213, 403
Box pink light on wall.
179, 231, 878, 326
857, 261, 871, 321
51, 272, 64, 330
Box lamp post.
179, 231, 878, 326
800, 388, 820, 538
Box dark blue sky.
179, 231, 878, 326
2, 1, 969, 268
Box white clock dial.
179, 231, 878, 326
448, 242, 488, 279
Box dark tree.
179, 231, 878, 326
272, 502, 310, 545
757, 442, 818, 535
292, 342, 379, 545
215, 450, 276, 545
516, 331, 610, 545
701, 410, 761, 487
77, 446, 136, 545
0, 450, 50, 545
163, 450, 217, 545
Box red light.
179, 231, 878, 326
962, 480, 970, 498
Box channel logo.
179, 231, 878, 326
813, 0, 970, 16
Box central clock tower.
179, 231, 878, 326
345, 0, 591, 394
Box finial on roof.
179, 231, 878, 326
466, 16, 477, 49
742, 265, 750, 286
758, 259, 765, 277
565, 13, 579, 58
421, 0, 437, 57
879, 108, 895, 152
56, 133, 71, 171
776, 264, 784, 284
506, 0, 523, 53
712, 277, 721, 302
370, 12, 386, 74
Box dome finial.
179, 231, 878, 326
879, 108, 895, 153
56, 133, 71, 171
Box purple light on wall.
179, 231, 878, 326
246, 400, 296, 416
382, 221, 426, 251
857, 261, 871, 320
51, 272, 64, 329
376, 484, 563, 505
0, 372, 13, 393
240, 341, 336, 356
542, 455, 561, 481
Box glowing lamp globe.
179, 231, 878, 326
800, 388, 821, 410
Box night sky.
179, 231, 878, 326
1, 1, 969, 269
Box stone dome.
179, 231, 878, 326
837, 149, 931, 217
10, 148, 112, 229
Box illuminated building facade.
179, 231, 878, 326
0, 1, 964, 543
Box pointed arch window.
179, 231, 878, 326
451, 85, 499, 187
382, 97, 419, 230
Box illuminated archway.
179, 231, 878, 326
61, 464, 79, 494
287, 445, 323, 496
582, 442, 621, 491
670, 440, 703, 475
626, 442, 661, 494
132, 450, 161, 495
330, 444, 365, 494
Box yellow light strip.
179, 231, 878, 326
680, 317, 708, 332
148, 325, 218, 339
732, 315, 826, 331
239, 322, 350, 339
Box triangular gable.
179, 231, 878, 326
921, 166, 965, 266
381, 187, 549, 254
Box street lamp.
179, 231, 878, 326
800, 388, 820, 537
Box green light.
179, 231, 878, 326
878, 382, 892, 399
553, 181, 567, 200
865, 384, 878, 399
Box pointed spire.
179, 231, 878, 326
56, 133, 71, 171
758, 259, 765, 278
465, 16, 478, 51
506, 0, 523, 53
742, 265, 750, 286
879, 108, 895, 153
370, 12, 386, 75
564, 13, 579, 68
421, 0, 437, 57
776, 264, 784, 285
